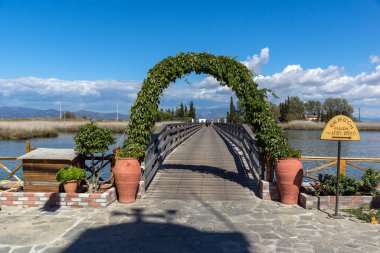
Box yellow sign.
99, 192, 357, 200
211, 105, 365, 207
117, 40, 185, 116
320, 115, 360, 141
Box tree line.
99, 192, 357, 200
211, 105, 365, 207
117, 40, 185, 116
224, 96, 355, 123
156, 101, 196, 121
272, 96, 354, 122
225, 97, 245, 123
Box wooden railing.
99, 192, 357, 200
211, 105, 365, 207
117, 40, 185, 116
0, 141, 35, 190
213, 123, 262, 181
141, 123, 202, 190
301, 156, 380, 180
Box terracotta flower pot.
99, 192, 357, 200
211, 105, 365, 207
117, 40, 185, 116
63, 180, 78, 193
113, 158, 141, 203
275, 158, 303, 205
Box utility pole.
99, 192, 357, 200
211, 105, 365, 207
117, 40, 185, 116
359, 108, 361, 122
59, 103, 62, 120
116, 104, 119, 121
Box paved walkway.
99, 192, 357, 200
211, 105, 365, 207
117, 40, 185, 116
147, 126, 258, 200
0, 198, 379, 253
0, 126, 379, 253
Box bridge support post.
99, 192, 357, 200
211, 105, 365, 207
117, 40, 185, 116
339, 160, 346, 175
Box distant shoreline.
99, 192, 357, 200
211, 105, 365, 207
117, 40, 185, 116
0, 120, 185, 140
1, 119, 380, 140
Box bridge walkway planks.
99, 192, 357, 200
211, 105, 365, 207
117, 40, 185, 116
146, 125, 259, 201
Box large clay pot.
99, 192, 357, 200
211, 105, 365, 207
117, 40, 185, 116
275, 158, 303, 205
63, 180, 78, 193
113, 158, 141, 203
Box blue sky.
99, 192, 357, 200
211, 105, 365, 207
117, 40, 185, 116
1, 0, 380, 118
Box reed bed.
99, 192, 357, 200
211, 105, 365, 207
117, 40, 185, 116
0, 120, 186, 140
280, 120, 325, 130
0, 122, 59, 140
0, 120, 128, 140
356, 122, 380, 131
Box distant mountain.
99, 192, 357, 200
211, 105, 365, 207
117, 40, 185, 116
0, 106, 227, 120
196, 107, 228, 119
0, 106, 129, 120
74, 110, 128, 120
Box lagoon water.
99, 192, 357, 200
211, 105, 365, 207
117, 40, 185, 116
285, 130, 380, 180
1, 131, 379, 181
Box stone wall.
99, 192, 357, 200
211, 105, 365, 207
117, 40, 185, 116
299, 193, 380, 209
0, 188, 116, 208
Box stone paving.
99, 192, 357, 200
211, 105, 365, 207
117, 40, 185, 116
0, 196, 379, 253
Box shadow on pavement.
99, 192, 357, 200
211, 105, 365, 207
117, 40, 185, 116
40, 193, 60, 212
161, 163, 259, 195
60, 208, 252, 253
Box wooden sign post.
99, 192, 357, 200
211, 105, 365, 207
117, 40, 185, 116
320, 115, 360, 218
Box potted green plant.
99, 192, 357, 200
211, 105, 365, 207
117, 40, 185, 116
273, 144, 303, 205
56, 166, 86, 193
74, 121, 116, 193
113, 142, 145, 203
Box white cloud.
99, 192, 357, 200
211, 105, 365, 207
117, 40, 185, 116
255, 63, 380, 117
3, 50, 380, 118
164, 85, 233, 103
0, 77, 140, 98
370, 55, 380, 64
189, 48, 270, 92
0, 77, 142, 113
241, 47, 269, 74
191, 76, 219, 89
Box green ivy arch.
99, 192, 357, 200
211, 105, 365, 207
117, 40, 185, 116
125, 52, 299, 162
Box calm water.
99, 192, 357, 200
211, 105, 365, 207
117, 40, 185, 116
1, 131, 379, 181
0, 134, 127, 180
285, 130, 380, 180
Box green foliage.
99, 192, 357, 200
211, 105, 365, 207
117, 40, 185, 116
126, 52, 299, 162
119, 142, 145, 159
56, 166, 86, 183
344, 206, 380, 223
178, 102, 185, 118
189, 101, 196, 119
268, 102, 280, 121
304, 100, 322, 121
227, 96, 237, 123
74, 121, 116, 155
156, 109, 174, 121
323, 98, 354, 121
361, 168, 380, 195
314, 174, 360, 196
279, 96, 305, 122
73, 121, 116, 193
341, 174, 360, 195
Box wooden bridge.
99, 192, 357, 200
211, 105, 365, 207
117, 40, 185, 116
137, 122, 262, 200
146, 126, 258, 200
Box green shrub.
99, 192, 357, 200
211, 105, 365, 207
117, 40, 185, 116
344, 206, 380, 223
74, 120, 116, 193
56, 166, 86, 183
361, 168, 380, 195
314, 173, 359, 196
74, 120, 116, 155
119, 142, 145, 159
